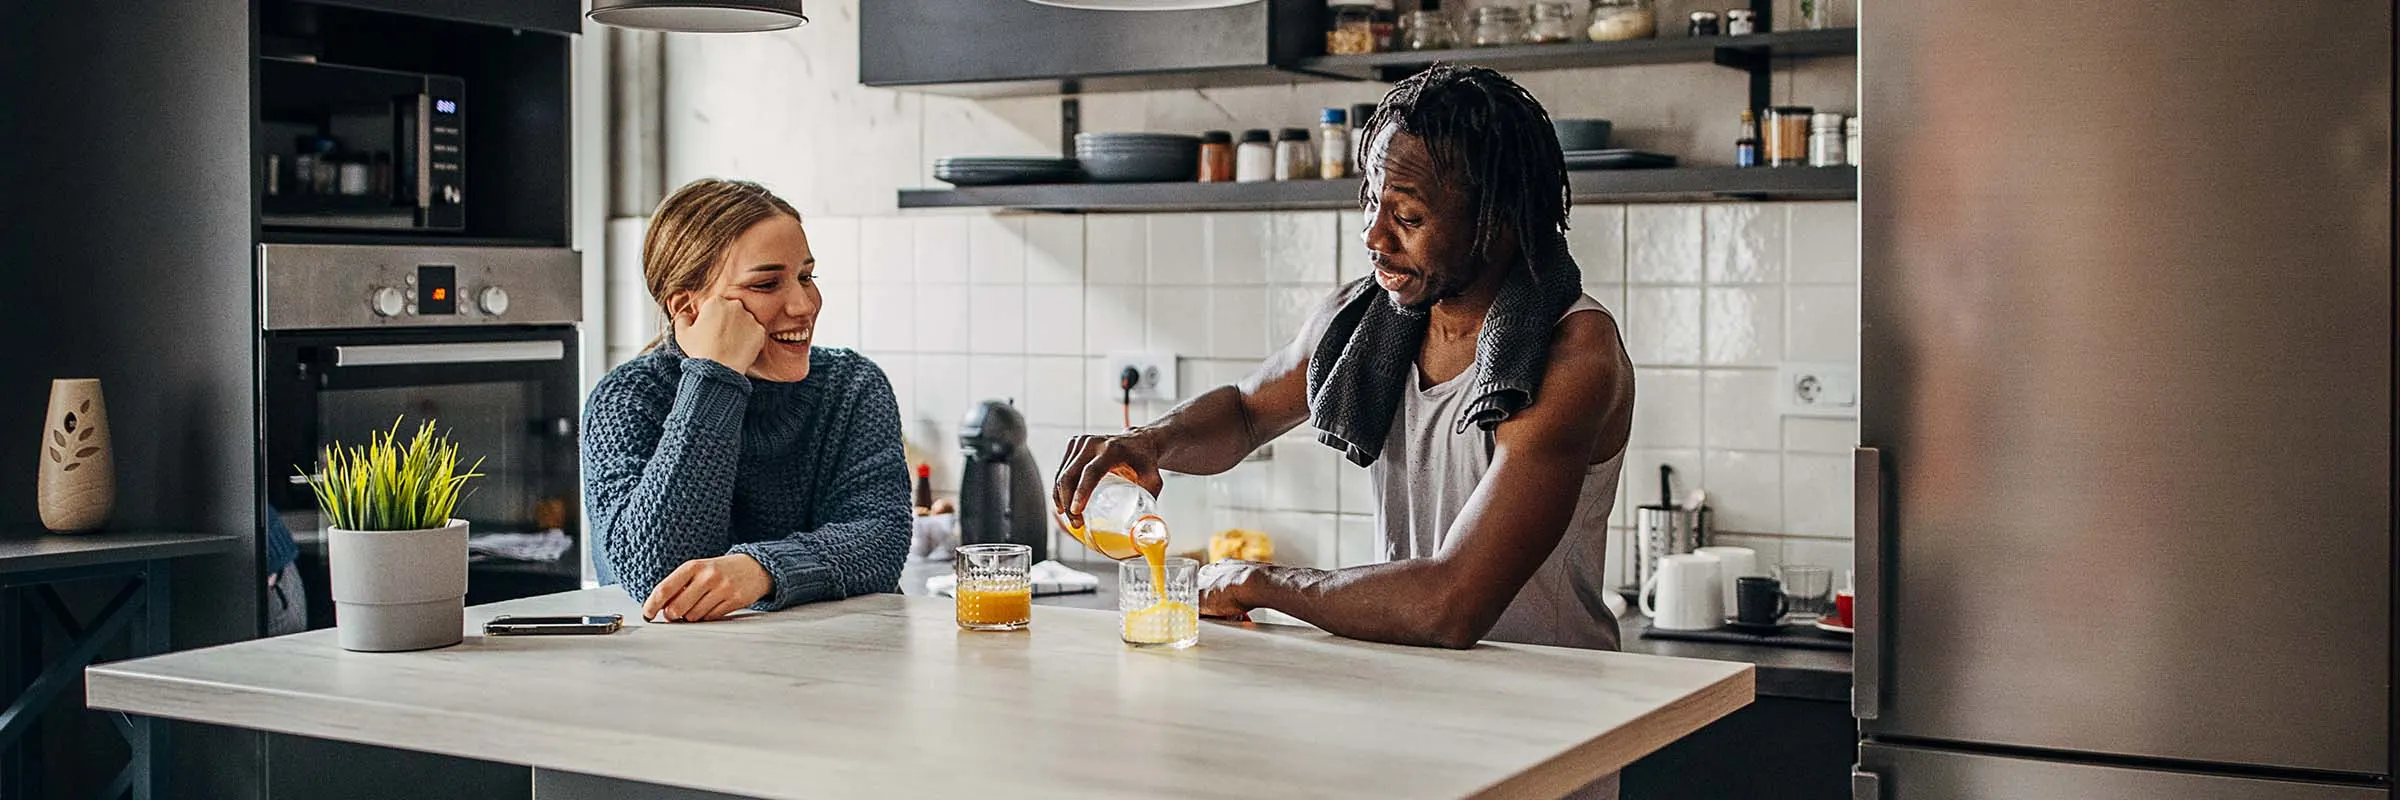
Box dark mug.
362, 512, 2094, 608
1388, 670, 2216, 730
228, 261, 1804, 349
1734, 576, 1787, 625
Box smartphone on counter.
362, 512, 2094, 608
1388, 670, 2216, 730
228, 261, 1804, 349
484, 614, 624, 636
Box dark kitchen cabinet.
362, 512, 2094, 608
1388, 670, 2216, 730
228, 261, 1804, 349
1622, 697, 1857, 800
859, 0, 1324, 96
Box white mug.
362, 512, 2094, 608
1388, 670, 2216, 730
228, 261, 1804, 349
1693, 546, 1761, 616
1640, 554, 1724, 631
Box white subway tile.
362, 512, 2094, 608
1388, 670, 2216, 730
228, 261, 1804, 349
1335, 209, 1372, 284
1208, 212, 1271, 285
1083, 215, 1147, 285
1024, 215, 1085, 285
1208, 286, 1270, 360
1782, 417, 1859, 454
1024, 284, 1086, 356
1022, 356, 1086, 428
1625, 448, 1705, 511
1268, 212, 1341, 286
1709, 533, 1787, 575
859, 217, 916, 284
1567, 205, 1628, 286
915, 216, 971, 283
967, 215, 1026, 284
1210, 461, 1277, 511
1147, 215, 1209, 285
1781, 453, 1853, 538
1785, 285, 1858, 363
1145, 287, 1210, 355
915, 355, 971, 439
928, 421, 964, 498
1264, 512, 1343, 570
857, 284, 917, 351
1085, 357, 1138, 430
605, 275, 664, 351
1787, 203, 1860, 284
1026, 424, 1085, 495
1584, 283, 1628, 318
1084, 285, 1147, 355
810, 273, 861, 350
1705, 286, 1783, 367
1630, 367, 1703, 448
969, 355, 1028, 410
917, 284, 972, 353
1155, 475, 1217, 553
1779, 538, 1854, 576
1270, 437, 1342, 514
1704, 204, 1788, 284
1626, 205, 1703, 284
969, 284, 1026, 355
1703, 450, 1782, 533
801, 216, 860, 281
1267, 285, 1335, 352
1205, 359, 1255, 393
1338, 515, 1379, 568
1704, 369, 1782, 451
1626, 287, 1703, 365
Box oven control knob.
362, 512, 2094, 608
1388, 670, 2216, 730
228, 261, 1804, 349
478, 286, 511, 316
371, 287, 407, 317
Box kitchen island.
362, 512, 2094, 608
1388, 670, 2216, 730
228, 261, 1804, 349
87, 588, 1751, 799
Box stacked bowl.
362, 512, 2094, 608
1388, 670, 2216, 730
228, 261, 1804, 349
933, 156, 1083, 186
1073, 132, 1202, 183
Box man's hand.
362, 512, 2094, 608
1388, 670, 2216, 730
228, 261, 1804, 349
1197, 560, 1265, 620
643, 554, 773, 622
1051, 433, 1166, 528
673, 295, 766, 375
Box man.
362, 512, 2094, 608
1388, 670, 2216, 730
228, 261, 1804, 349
1053, 65, 1634, 654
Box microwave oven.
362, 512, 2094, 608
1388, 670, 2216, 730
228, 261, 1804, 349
259, 57, 464, 231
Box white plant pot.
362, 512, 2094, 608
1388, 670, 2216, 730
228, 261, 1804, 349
327, 519, 468, 652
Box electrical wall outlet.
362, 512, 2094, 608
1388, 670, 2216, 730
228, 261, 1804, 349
1779, 363, 1859, 417
1104, 351, 1178, 402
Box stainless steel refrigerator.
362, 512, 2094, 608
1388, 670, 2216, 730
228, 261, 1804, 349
1852, 1, 2393, 797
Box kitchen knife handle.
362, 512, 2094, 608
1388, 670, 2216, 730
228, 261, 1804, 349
1853, 446, 1884, 721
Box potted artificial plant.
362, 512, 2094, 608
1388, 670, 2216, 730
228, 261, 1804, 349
302, 419, 482, 652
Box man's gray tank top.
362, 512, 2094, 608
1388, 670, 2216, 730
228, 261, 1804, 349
1370, 294, 1625, 651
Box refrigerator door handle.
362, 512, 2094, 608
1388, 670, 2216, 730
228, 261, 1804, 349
1851, 767, 1883, 800
1854, 446, 1884, 720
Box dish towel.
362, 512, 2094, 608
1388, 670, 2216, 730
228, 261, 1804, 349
1305, 228, 1584, 467
925, 560, 1101, 598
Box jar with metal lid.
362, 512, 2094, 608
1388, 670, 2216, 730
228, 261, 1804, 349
1274, 128, 1316, 181
1764, 106, 1812, 166
1236, 129, 1275, 183
1844, 116, 1859, 167
1724, 8, 1756, 35
1327, 0, 1377, 55
1586, 0, 1655, 41
1199, 130, 1236, 182
1687, 10, 1719, 36
1808, 112, 1846, 167
1528, 2, 1579, 43
1470, 6, 1525, 47
1402, 8, 1457, 49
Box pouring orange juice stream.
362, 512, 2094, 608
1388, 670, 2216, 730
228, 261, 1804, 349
1060, 471, 1191, 643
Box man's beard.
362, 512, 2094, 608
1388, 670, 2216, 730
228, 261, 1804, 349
1385, 266, 1477, 313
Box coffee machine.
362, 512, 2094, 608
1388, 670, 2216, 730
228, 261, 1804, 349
958, 399, 1048, 562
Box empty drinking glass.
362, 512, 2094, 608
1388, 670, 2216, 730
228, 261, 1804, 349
955, 543, 1032, 631
1777, 565, 1833, 621
1120, 557, 1200, 649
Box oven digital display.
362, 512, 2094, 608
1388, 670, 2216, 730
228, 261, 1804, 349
417, 265, 457, 315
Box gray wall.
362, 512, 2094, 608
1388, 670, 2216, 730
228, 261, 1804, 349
0, 0, 264, 797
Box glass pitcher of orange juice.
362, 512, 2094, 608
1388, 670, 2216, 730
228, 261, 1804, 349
1064, 472, 1170, 562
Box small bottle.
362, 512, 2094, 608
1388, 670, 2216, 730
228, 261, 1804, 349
1687, 10, 1720, 36
1844, 116, 1860, 167
1809, 112, 1846, 167
263, 154, 281, 197
1724, 8, 1757, 35
338, 156, 371, 196
1371, 0, 1397, 51
290, 137, 318, 197
1734, 109, 1761, 168
1073, 473, 1170, 561
1274, 128, 1315, 181
310, 138, 339, 196
913, 463, 935, 510
1198, 130, 1236, 182
1317, 108, 1351, 180
1351, 102, 1379, 136
1235, 129, 1275, 183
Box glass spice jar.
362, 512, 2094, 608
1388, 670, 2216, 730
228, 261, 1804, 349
1528, 2, 1579, 43
1327, 0, 1378, 55
1198, 130, 1236, 182
1403, 9, 1458, 50
1273, 128, 1316, 181
1470, 6, 1526, 47
1724, 8, 1756, 35
1809, 112, 1846, 167
1236, 129, 1275, 183
1687, 10, 1720, 36
1764, 105, 1813, 167
1586, 0, 1655, 41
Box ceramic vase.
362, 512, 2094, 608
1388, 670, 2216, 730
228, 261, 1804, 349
37, 378, 113, 533
327, 519, 469, 652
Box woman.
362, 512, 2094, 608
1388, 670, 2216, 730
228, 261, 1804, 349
584, 178, 909, 622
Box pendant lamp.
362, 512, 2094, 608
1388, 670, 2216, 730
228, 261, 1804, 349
587, 0, 808, 33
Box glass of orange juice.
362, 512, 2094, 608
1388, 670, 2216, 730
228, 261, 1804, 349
955, 544, 1032, 631
1119, 557, 1199, 648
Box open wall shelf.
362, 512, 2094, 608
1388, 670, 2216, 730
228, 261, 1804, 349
898, 167, 1856, 213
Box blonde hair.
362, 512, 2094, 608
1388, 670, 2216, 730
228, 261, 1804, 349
642, 178, 803, 350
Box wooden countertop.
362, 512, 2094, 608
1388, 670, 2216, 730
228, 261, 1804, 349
0, 530, 239, 575
87, 588, 1752, 799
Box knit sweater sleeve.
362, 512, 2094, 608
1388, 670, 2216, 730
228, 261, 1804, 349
726, 358, 911, 610
583, 357, 752, 604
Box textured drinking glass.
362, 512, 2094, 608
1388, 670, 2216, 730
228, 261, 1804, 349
1119, 557, 1199, 649
955, 544, 1032, 631
1777, 565, 1833, 621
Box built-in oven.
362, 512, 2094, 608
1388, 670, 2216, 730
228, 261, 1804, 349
257, 57, 465, 231
261, 244, 581, 628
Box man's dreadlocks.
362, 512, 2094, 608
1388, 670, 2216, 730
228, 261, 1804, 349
1356, 64, 1571, 270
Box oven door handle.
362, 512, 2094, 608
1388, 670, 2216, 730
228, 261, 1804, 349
333, 341, 565, 367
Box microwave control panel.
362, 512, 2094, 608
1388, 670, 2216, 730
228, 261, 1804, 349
419, 75, 466, 229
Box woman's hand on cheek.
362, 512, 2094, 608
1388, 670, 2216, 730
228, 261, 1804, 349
674, 295, 766, 375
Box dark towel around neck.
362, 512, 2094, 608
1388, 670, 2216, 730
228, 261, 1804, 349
1306, 230, 1585, 467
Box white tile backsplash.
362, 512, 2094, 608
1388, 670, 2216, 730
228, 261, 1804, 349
1084, 284, 1146, 354
1705, 286, 1784, 366
1567, 204, 1628, 286
1627, 205, 1704, 284
1337, 515, 1378, 568
860, 217, 916, 284
1084, 216, 1147, 284
970, 284, 1026, 355
916, 283, 971, 353
1704, 369, 1782, 451
1208, 212, 1271, 285
914, 216, 971, 284
1781, 453, 1852, 538
1024, 284, 1085, 356
968, 355, 1028, 410
1630, 367, 1703, 448
1022, 356, 1085, 428
1024, 215, 1085, 285
1783, 417, 1858, 454
1626, 287, 1704, 365
1704, 205, 1787, 284
1270, 438, 1342, 514
1785, 285, 1858, 363
1208, 286, 1269, 360
1626, 448, 1705, 510
858, 284, 917, 351
811, 272, 861, 350
1267, 285, 1333, 352
1145, 287, 1210, 355
1147, 215, 1209, 285
968, 215, 1025, 284
1269, 212, 1341, 286
914, 354, 970, 432
1787, 203, 1859, 284
1704, 450, 1782, 533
